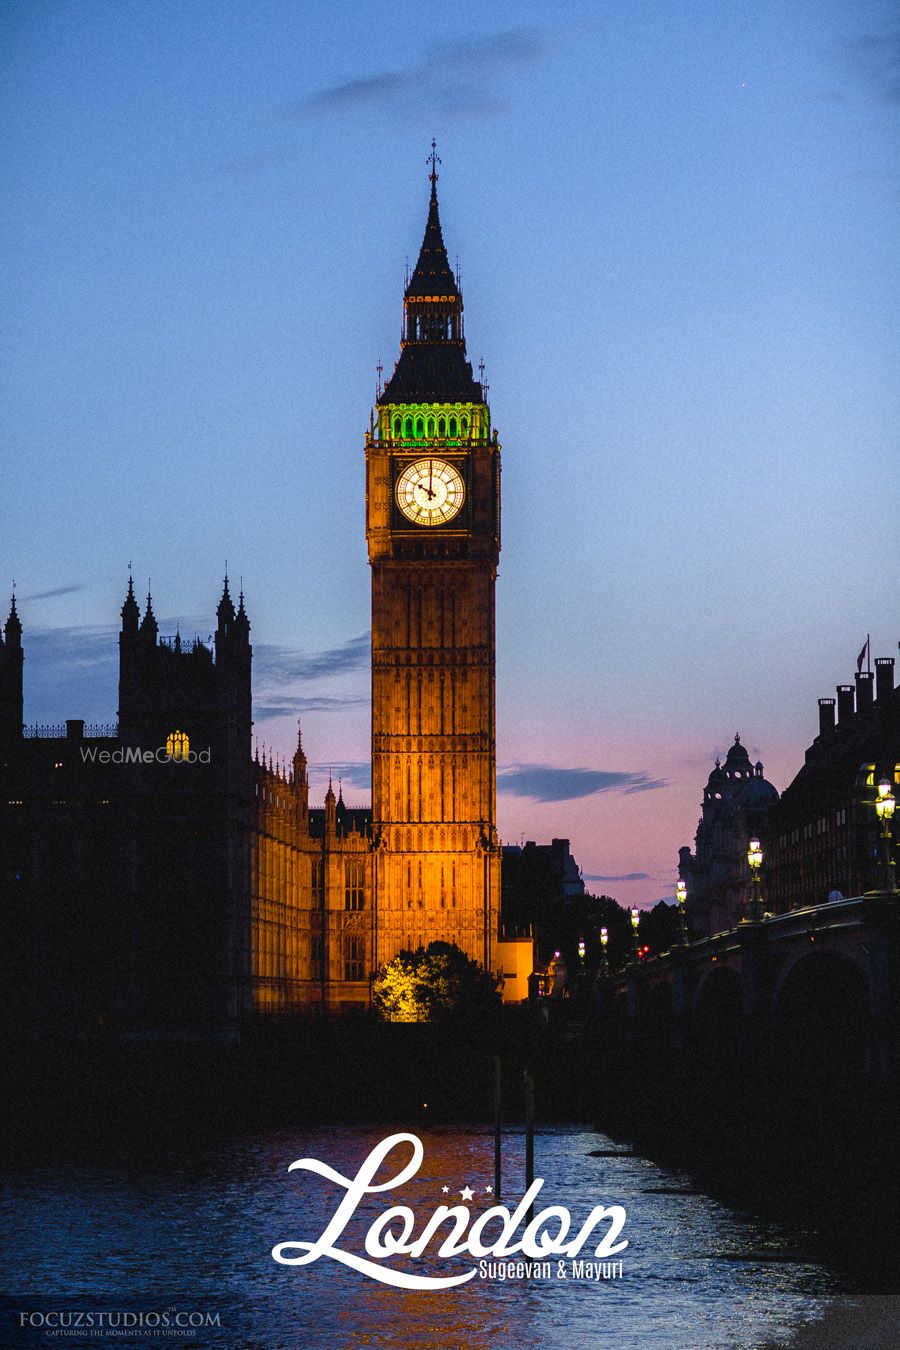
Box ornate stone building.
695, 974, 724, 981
1, 161, 511, 1036
678, 735, 779, 937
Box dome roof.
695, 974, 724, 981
702, 735, 779, 806
744, 775, 779, 806
724, 734, 752, 766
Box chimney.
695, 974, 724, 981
818, 698, 835, 736
855, 670, 874, 713
66, 719, 85, 739
836, 684, 855, 722
875, 657, 895, 702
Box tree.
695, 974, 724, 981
372, 941, 501, 1023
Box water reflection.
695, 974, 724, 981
1, 1126, 847, 1349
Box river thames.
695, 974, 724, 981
2, 1125, 859, 1349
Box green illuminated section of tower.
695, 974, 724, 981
377, 402, 491, 444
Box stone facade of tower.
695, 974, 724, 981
366, 164, 501, 970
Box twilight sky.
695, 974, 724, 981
2, 0, 898, 907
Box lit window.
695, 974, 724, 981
166, 729, 189, 761
344, 935, 364, 981
344, 857, 365, 910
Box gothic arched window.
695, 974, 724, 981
166, 729, 189, 762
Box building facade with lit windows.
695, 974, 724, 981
764, 653, 900, 912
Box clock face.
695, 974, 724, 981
395, 458, 465, 526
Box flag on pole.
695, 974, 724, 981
856, 638, 869, 674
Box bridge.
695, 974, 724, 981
597, 892, 899, 1088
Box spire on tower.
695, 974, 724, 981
404, 144, 456, 302
380, 147, 482, 406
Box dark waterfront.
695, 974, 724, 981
4, 1008, 899, 1348
0, 1125, 866, 1350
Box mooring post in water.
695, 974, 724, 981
524, 1067, 535, 1220
493, 1054, 502, 1198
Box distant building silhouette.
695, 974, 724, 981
678, 735, 779, 936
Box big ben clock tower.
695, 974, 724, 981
366, 147, 500, 973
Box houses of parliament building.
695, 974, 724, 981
0, 158, 518, 1038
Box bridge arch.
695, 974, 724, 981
771, 950, 869, 1086
772, 942, 868, 1005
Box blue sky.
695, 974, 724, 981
2, 0, 898, 906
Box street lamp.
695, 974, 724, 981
746, 837, 764, 922
599, 926, 609, 975
630, 907, 640, 960
874, 779, 897, 894
578, 938, 586, 964
675, 879, 688, 945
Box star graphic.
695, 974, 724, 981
485, 1185, 493, 1194
459, 1186, 474, 1202
441, 1185, 449, 1194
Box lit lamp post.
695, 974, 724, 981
875, 779, 897, 894
675, 879, 688, 945
578, 938, 586, 965
747, 837, 764, 922
599, 926, 609, 976
630, 907, 640, 961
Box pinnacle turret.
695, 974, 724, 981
5, 591, 22, 646
217, 573, 235, 628
234, 585, 250, 639
121, 570, 140, 633
140, 587, 158, 641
